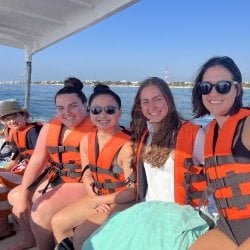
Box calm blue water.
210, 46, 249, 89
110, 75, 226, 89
0, 84, 250, 127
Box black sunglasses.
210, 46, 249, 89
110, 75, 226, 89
89, 105, 118, 115
198, 80, 238, 95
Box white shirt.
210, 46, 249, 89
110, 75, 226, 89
144, 126, 204, 202
145, 152, 175, 202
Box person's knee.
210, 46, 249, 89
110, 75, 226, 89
51, 213, 64, 232
31, 200, 49, 225
7, 186, 20, 206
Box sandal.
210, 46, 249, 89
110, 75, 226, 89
0, 230, 16, 241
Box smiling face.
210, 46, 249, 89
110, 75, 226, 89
89, 94, 121, 131
201, 65, 238, 123
140, 84, 169, 124
56, 93, 88, 129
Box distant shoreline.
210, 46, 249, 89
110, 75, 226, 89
1, 82, 250, 89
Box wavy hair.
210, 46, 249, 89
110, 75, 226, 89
131, 77, 183, 167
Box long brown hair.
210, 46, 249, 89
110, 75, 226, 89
131, 77, 183, 167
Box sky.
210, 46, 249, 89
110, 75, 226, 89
1, 0, 250, 82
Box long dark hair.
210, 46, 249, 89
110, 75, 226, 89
192, 56, 243, 118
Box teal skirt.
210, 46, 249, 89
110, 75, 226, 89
82, 201, 211, 250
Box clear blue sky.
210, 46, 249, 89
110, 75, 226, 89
1, 0, 250, 82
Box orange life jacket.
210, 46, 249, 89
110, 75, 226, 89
87, 127, 131, 195
10, 123, 41, 161
204, 108, 250, 220
136, 122, 207, 206
47, 117, 94, 183
9, 122, 42, 174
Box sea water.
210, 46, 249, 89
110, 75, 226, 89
0, 84, 250, 127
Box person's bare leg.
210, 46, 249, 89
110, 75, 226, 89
51, 196, 96, 243
189, 228, 238, 250
31, 183, 87, 250
7, 179, 50, 250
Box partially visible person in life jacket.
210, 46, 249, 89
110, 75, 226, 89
82, 77, 211, 250
0, 123, 12, 163
0, 99, 42, 241
190, 56, 250, 250
7, 78, 94, 250
51, 84, 135, 250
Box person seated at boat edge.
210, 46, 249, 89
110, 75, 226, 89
0, 123, 12, 163
51, 84, 135, 250
7, 80, 94, 250
0, 99, 42, 241
189, 56, 250, 250
81, 77, 210, 250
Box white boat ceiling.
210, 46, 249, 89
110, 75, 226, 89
0, 0, 138, 108
0, 0, 138, 55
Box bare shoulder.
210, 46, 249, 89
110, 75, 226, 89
242, 116, 250, 150
80, 133, 88, 148
119, 140, 133, 156
118, 140, 134, 167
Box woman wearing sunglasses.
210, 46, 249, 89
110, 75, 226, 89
190, 56, 250, 249
51, 84, 135, 250
81, 77, 211, 250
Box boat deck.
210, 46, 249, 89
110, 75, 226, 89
0, 217, 37, 249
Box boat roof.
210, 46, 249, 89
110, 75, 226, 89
0, 0, 138, 57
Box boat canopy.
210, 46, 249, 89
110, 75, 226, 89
0, 0, 138, 108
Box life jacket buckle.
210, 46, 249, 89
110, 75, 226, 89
58, 146, 65, 153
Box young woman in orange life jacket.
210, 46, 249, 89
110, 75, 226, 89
7, 80, 94, 250
51, 84, 135, 250
0, 100, 41, 241
190, 56, 250, 250
82, 77, 211, 250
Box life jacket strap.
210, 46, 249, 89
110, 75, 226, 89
90, 165, 120, 178
186, 190, 204, 200
52, 162, 81, 171
216, 194, 250, 210
184, 158, 203, 170
204, 155, 236, 167
183, 172, 208, 204
27, 166, 51, 192
209, 171, 250, 189
57, 169, 83, 178
92, 180, 126, 194
184, 172, 207, 183
47, 145, 80, 153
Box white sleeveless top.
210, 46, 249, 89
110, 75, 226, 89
144, 127, 204, 202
